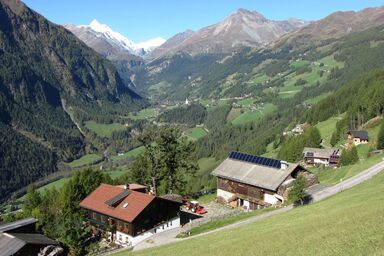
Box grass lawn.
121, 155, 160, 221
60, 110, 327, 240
290, 60, 309, 68
116, 169, 384, 256
305, 92, 331, 105
105, 170, 127, 179
192, 193, 216, 204
184, 127, 208, 140
315, 114, 344, 147
231, 103, 276, 125
314, 153, 384, 185
248, 74, 269, 85
84, 121, 126, 138
110, 146, 145, 162
184, 157, 221, 193
68, 153, 102, 168
278, 55, 343, 99
226, 107, 242, 121
180, 208, 274, 237
128, 108, 157, 120
262, 142, 279, 159
238, 97, 254, 107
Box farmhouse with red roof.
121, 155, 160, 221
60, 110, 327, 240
80, 183, 182, 247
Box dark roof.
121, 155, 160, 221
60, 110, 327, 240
348, 130, 369, 140
9, 233, 58, 245
0, 218, 37, 233
212, 152, 302, 191
80, 184, 155, 223
0, 233, 57, 256
160, 194, 183, 204
0, 233, 26, 256
229, 151, 281, 169
105, 190, 132, 207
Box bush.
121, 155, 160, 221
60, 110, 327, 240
288, 174, 307, 206
339, 145, 359, 166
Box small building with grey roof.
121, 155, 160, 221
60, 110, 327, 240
0, 218, 59, 256
303, 147, 340, 166
212, 152, 316, 210
348, 130, 369, 145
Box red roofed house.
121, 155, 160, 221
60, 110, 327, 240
80, 184, 182, 247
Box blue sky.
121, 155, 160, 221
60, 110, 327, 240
24, 0, 384, 42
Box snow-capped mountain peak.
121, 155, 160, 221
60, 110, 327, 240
75, 19, 165, 56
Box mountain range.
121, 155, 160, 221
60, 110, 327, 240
65, 9, 308, 61
147, 9, 308, 59
64, 20, 165, 60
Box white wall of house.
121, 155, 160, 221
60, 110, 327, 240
313, 158, 329, 165
217, 189, 235, 202
115, 217, 180, 247
264, 193, 279, 205
243, 200, 250, 210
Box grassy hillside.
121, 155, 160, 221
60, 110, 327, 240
84, 121, 127, 138
68, 153, 102, 168
184, 127, 208, 140
110, 146, 145, 162
117, 170, 384, 256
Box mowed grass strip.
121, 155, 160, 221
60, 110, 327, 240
110, 146, 145, 162
231, 103, 276, 125
315, 114, 344, 147
129, 108, 157, 120
85, 121, 126, 138
115, 169, 384, 256
184, 127, 208, 140
181, 208, 274, 237
68, 153, 102, 168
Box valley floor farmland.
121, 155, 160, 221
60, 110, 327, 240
116, 167, 384, 256
84, 121, 127, 138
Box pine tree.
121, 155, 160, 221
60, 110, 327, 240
349, 145, 359, 164
377, 120, 384, 149
288, 174, 307, 206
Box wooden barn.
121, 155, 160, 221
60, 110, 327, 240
212, 152, 316, 210
303, 147, 340, 166
80, 184, 182, 247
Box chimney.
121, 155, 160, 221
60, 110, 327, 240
280, 161, 288, 170
124, 184, 128, 190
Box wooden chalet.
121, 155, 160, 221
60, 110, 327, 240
80, 184, 182, 247
347, 130, 369, 145
303, 147, 340, 166
212, 152, 316, 210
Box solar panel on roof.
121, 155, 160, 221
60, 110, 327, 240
105, 190, 131, 207
229, 151, 282, 169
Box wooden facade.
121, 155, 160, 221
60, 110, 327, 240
85, 198, 180, 237
218, 177, 275, 205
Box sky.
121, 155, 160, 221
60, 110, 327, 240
23, 0, 384, 43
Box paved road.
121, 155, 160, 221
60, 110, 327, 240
132, 160, 384, 252
310, 160, 384, 202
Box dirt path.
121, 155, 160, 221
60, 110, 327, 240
131, 160, 384, 252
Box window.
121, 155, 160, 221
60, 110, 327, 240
119, 234, 122, 241
125, 236, 129, 243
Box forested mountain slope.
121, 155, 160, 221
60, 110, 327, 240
0, 0, 144, 202
194, 24, 384, 160
134, 7, 384, 101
